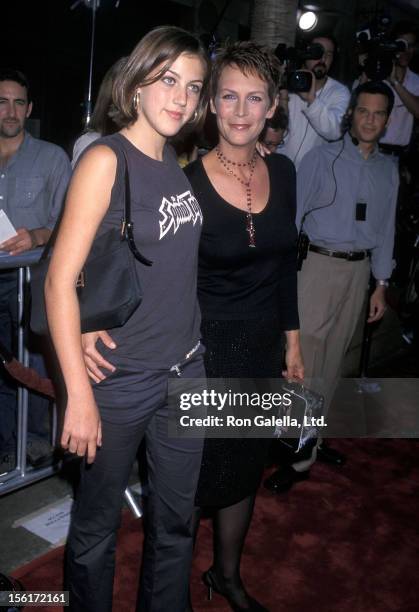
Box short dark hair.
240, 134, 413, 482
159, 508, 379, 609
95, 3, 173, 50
111, 26, 210, 129
260, 105, 288, 142
0, 69, 31, 102
210, 41, 282, 105
306, 32, 338, 54
391, 20, 418, 41
349, 81, 395, 117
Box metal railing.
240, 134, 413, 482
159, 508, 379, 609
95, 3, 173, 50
0, 250, 142, 517
0, 248, 57, 494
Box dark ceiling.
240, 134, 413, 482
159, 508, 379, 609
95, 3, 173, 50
3, 0, 195, 151
3, 0, 418, 153
391, 0, 419, 14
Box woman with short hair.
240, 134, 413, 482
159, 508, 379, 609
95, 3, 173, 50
185, 41, 304, 611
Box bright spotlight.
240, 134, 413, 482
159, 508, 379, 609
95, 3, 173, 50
298, 11, 318, 32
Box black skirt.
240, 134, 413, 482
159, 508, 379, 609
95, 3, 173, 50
195, 315, 284, 508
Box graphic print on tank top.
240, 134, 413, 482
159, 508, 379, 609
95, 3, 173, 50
88, 133, 203, 370
159, 190, 203, 239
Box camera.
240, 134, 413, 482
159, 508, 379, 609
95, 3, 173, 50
275, 42, 324, 93
356, 27, 408, 80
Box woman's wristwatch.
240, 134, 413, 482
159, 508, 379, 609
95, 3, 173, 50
376, 279, 390, 288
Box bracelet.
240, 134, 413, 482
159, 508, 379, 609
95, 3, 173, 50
376, 279, 389, 288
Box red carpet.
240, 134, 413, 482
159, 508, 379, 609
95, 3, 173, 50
13, 439, 419, 612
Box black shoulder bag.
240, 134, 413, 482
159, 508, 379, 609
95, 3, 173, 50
30, 149, 152, 335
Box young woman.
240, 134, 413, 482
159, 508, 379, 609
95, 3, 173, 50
184, 41, 304, 612
44, 26, 209, 612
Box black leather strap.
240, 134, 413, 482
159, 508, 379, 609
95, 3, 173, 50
40, 145, 153, 268
120, 150, 152, 267
309, 244, 370, 261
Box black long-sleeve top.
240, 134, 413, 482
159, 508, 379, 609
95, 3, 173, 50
184, 153, 299, 330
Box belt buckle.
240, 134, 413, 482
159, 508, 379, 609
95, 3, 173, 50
348, 251, 365, 261
346, 251, 354, 261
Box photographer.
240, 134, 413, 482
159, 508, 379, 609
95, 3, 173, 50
381, 22, 419, 149
356, 21, 419, 151
280, 34, 350, 168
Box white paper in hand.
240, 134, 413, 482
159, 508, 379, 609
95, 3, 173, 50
0, 209, 18, 244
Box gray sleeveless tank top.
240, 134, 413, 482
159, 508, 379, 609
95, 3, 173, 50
88, 132, 203, 370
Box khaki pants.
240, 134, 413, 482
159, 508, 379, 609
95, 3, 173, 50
292, 250, 370, 471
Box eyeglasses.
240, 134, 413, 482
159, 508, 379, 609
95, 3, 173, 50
262, 129, 288, 150
263, 139, 285, 148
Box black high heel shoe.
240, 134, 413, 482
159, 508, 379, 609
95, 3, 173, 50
202, 568, 269, 612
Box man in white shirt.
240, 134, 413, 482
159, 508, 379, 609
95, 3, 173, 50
380, 22, 419, 148
279, 34, 350, 169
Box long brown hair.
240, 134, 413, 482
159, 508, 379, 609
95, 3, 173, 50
111, 26, 210, 129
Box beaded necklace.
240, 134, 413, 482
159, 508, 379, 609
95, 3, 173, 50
215, 146, 258, 248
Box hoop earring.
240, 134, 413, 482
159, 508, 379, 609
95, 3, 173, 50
133, 91, 140, 111
188, 110, 198, 124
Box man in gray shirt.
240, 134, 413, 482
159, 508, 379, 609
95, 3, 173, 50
266, 81, 398, 492
0, 69, 71, 472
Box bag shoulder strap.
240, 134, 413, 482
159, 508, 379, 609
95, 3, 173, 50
41, 135, 152, 267
117, 144, 153, 267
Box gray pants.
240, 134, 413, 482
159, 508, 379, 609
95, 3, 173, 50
66, 349, 205, 612
292, 251, 370, 471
